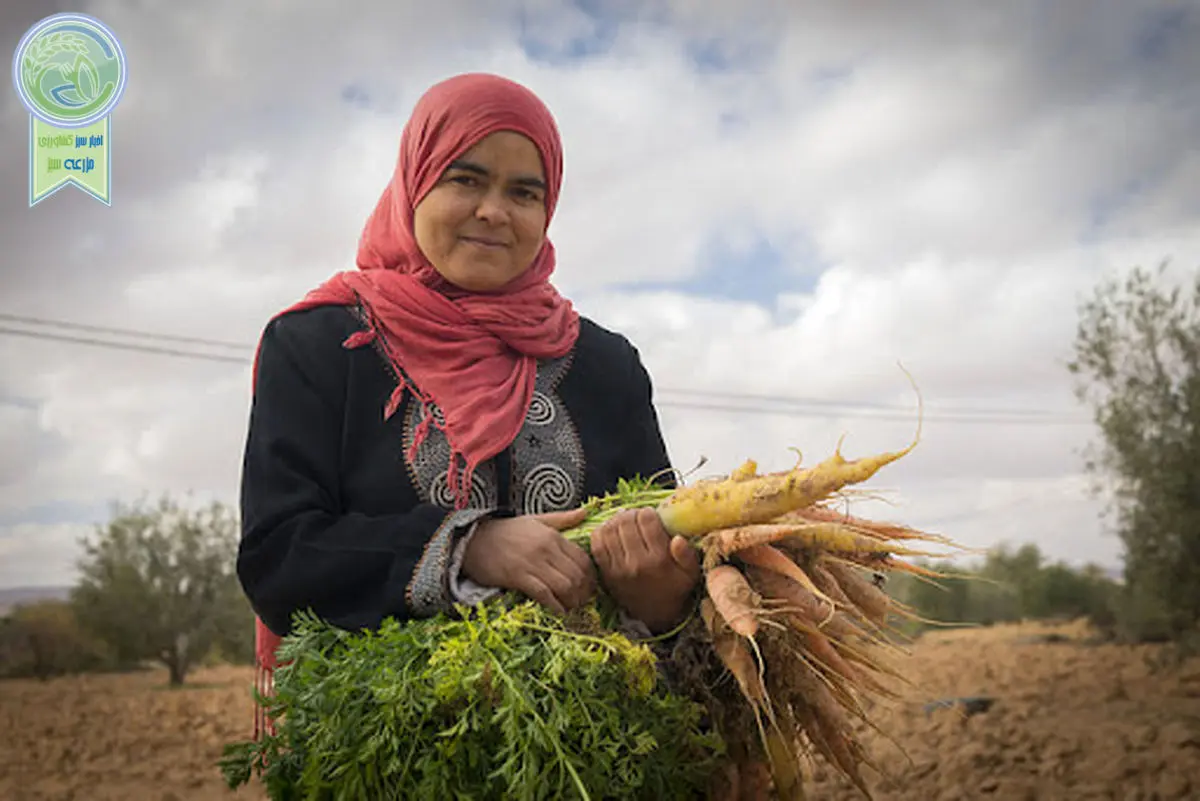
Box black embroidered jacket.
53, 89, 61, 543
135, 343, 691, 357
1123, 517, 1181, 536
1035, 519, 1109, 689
237, 305, 674, 637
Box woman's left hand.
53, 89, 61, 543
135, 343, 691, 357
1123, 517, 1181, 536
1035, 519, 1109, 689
591, 508, 703, 633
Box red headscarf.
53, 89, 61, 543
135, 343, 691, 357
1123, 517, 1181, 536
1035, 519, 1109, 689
249, 73, 580, 736
258, 72, 579, 500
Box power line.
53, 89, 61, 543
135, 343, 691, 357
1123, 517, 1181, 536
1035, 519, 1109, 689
1, 311, 1072, 415
0, 327, 250, 365
659, 398, 1089, 425
659, 387, 1076, 419
0, 312, 246, 351
0, 312, 1094, 426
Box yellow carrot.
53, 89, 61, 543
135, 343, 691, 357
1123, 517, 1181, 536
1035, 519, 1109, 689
657, 426, 920, 538
783, 505, 953, 544
729, 459, 759, 481
705, 521, 933, 561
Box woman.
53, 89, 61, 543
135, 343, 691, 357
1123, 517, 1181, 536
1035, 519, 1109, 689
236, 73, 703, 721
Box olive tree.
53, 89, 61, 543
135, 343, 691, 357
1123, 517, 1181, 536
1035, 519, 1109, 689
71, 496, 253, 685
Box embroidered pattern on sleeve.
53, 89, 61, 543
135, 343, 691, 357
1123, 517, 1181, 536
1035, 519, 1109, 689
405, 508, 492, 616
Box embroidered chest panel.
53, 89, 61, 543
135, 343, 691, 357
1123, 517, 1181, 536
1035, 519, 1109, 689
399, 355, 585, 516
348, 303, 586, 515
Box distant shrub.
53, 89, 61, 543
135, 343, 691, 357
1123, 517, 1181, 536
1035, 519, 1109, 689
0, 600, 113, 680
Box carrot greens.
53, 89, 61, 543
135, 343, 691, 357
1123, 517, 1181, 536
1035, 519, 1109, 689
220, 602, 722, 800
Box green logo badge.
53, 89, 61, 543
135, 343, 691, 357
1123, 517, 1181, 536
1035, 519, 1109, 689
12, 13, 127, 206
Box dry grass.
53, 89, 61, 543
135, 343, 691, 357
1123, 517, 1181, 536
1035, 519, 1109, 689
2, 623, 1199, 800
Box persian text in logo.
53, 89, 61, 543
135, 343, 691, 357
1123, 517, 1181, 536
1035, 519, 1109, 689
12, 13, 128, 206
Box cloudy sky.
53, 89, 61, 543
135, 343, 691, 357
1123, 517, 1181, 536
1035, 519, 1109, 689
1, 0, 1197, 589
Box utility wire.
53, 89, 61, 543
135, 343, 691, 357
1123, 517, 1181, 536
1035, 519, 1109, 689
0, 326, 250, 365
2, 312, 1086, 420
0, 312, 1094, 425
0, 311, 1064, 413
660, 387, 1075, 419
660, 398, 1088, 425
0, 312, 246, 351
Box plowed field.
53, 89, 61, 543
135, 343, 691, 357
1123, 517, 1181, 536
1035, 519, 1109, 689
3, 621, 1199, 800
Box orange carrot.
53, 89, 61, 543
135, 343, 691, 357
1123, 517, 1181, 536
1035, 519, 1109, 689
700, 598, 766, 706
763, 728, 805, 800
815, 714, 871, 798
703, 524, 803, 561
788, 660, 874, 797
742, 565, 853, 638
808, 561, 856, 610
705, 565, 762, 638
879, 558, 950, 579
822, 559, 891, 627
734, 544, 834, 606
793, 621, 859, 685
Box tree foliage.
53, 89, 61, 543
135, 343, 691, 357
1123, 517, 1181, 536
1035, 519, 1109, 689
888, 543, 1119, 636
70, 496, 254, 685
0, 600, 112, 680
1067, 262, 1200, 643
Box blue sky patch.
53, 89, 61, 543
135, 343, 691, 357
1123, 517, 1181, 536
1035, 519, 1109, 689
518, 0, 622, 65
606, 230, 827, 313
808, 64, 855, 93
1135, 4, 1190, 63
684, 36, 772, 75
340, 83, 373, 110
0, 393, 40, 411
1085, 179, 1145, 236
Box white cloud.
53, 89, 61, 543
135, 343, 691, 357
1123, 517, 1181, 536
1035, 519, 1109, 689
1, 0, 1196, 587
0, 522, 94, 588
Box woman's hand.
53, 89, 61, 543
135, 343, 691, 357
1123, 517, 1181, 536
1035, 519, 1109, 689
461, 508, 595, 616
591, 508, 702, 633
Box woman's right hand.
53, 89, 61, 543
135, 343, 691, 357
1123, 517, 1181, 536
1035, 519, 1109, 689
460, 508, 596, 615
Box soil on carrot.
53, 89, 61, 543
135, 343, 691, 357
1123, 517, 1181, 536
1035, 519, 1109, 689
2, 621, 1199, 801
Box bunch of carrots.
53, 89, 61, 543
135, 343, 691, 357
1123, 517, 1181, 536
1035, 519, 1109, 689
229, 378, 956, 800
578, 398, 961, 800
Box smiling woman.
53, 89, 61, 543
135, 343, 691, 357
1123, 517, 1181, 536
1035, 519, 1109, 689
413, 131, 551, 291
234, 69, 703, 773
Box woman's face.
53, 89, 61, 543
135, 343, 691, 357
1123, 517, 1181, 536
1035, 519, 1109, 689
413, 131, 549, 292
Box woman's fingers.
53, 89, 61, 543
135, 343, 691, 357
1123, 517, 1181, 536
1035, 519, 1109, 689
534, 506, 589, 531
670, 534, 702, 580
561, 538, 596, 580
522, 535, 596, 613
465, 512, 600, 614
594, 518, 628, 575
634, 508, 672, 562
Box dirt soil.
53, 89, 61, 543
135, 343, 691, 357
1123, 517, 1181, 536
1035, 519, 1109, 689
2, 621, 1199, 800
